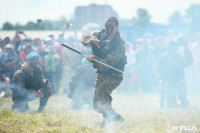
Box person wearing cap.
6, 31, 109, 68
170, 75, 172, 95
0, 37, 10, 52
68, 57, 96, 109
19, 43, 32, 63
11, 31, 28, 54
1, 44, 18, 82
81, 17, 127, 126
12, 52, 52, 112
47, 32, 57, 46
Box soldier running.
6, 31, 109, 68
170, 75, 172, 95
81, 17, 127, 126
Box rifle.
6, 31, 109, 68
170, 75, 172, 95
62, 44, 131, 76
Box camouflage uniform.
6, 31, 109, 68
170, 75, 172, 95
81, 29, 127, 119
12, 62, 51, 112
68, 65, 96, 109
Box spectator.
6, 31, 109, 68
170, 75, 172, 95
1, 44, 18, 82
1, 37, 11, 52
0, 72, 10, 98
44, 48, 59, 94
11, 31, 27, 54
19, 43, 32, 63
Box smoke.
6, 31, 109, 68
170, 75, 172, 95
1, 25, 200, 132
0, 78, 200, 132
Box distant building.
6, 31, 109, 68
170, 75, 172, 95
75, 4, 118, 28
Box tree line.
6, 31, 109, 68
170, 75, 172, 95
1, 4, 200, 33
2, 16, 69, 30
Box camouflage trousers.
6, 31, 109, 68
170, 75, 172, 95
93, 73, 123, 115
12, 83, 52, 112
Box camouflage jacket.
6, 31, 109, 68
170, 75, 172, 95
81, 29, 127, 75
13, 63, 45, 93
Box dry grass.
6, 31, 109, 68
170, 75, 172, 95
0, 93, 200, 133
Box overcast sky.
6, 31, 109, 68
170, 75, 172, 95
0, 0, 200, 27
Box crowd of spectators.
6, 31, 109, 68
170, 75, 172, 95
0, 26, 200, 108
0, 26, 84, 97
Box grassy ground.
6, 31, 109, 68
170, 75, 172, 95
0, 93, 200, 133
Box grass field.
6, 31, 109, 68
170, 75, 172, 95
0, 92, 200, 133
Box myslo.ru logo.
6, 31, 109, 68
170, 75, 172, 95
172, 126, 197, 131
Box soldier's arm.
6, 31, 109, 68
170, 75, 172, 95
36, 66, 52, 96
38, 67, 45, 82
81, 32, 100, 46
81, 34, 93, 46
93, 43, 126, 71
13, 70, 29, 94
35, 66, 46, 89
13, 70, 25, 88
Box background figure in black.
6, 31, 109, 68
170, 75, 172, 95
157, 41, 193, 108
68, 57, 96, 109
12, 52, 52, 112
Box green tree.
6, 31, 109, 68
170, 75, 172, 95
168, 11, 184, 26
15, 23, 24, 30
1, 17, 73, 30
185, 4, 200, 32
2, 22, 14, 30
51, 16, 67, 30
39, 20, 53, 30
24, 21, 37, 30
133, 8, 152, 27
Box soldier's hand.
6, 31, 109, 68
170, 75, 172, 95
86, 55, 94, 62
43, 79, 51, 88
91, 38, 100, 48
46, 81, 51, 89
32, 90, 44, 97
37, 90, 44, 97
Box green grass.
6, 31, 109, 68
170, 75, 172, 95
0, 93, 200, 133
0, 110, 100, 133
